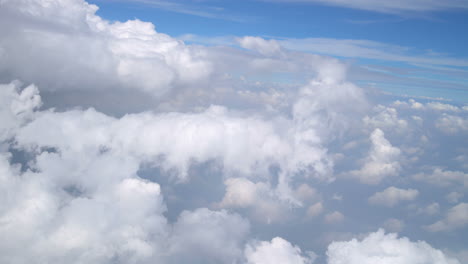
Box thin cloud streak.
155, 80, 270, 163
262, 0, 468, 14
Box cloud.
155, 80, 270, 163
217, 177, 286, 223
351, 129, 401, 184
0, 0, 212, 95
425, 203, 468, 232
245, 237, 315, 264
383, 218, 405, 232
1, 0, 467, 263
324, 211, 344, 224
306, 202, 324, 218
118, 0, 245, 21
417, 203, 440, 216
275, 38, 468, 67
368, 187, 419, 207
327, 229, 460, 264
393, 99, 466, 112
238, 36, 284, 57
0, 82, 41, 143
435, 114, 468, 134
363, 105, 408, 133
446, 192, 464, 204
413, 168, 468, 188
264, 0, 468, 14
168, 208, 250, 263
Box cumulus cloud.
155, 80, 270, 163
435, 114, 468, 134
363, 105, 408, 133
393, 99, 464, 113
0, 0, 211, 95
413, 168, 468, 188
306, 202, 324, 218
327, 229, 460, 264
245, 237, 315, 264
238, 36, 283, 57
0, 82, 41, 143
368, 187, 419, 207
217, 177, 287, 223
383, 218, 405, 232
324, 211, 344, 224
425, 203, 468, 232
351, 129, 401, 184
446, 192, 463, 204
168, 208, 250, 263
417, 203, 440, 216
1, 0, 466, 263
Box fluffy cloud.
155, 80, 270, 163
363, 106, 408, 133
425, 203, 468, 232
245, 237, 315, 264
0, 0, 466, 263
417, 203, 440, 216
351, 129, 401, 184
383, 218, 405, 232
217, 177, 286, 223
446, 192, 463, 204
0, 82, 41, 143
168, 208, 250, 263
324, 211, 344, 224
0, 0, 211, 95
413, 168, 468, 188
238, 36, 283, 57
435, 114, 468, 134
306, 202, 324, 218
327, 229, 460, 264
368, 187, 419, 207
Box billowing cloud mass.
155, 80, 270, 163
0, 0, 466, 263
327, 229, 460, 264
0, 0, 211, 95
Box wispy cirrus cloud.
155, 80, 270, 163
93, 0, 248, 22
262, 0, 468, 14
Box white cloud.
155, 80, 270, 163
217, 178, 286, 223
446, 192, 463, 204
393, 99, 463, 112
425, 203, 468, 232
0, 82, 41, 143
351, 129, 401, 184
383, 218, 405, 233
245, 237, 315, 264
413, 168, 468, 188
168, 208, 250, 263
238, 36, 283, 57
417, 203, 440, 216
327, 229, 460, 264
306, 202, 324, 218
275, 38, 468, 67
0, 0, 212, 95
368, 187, 419, 207
363, 105, 408, 133
265, 0, 468, 14
1, 0, 466, 262
325, 211, 344, 224
435, 114, 468, 134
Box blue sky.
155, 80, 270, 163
89, 0, 468, 102
90, 0, 468, 53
